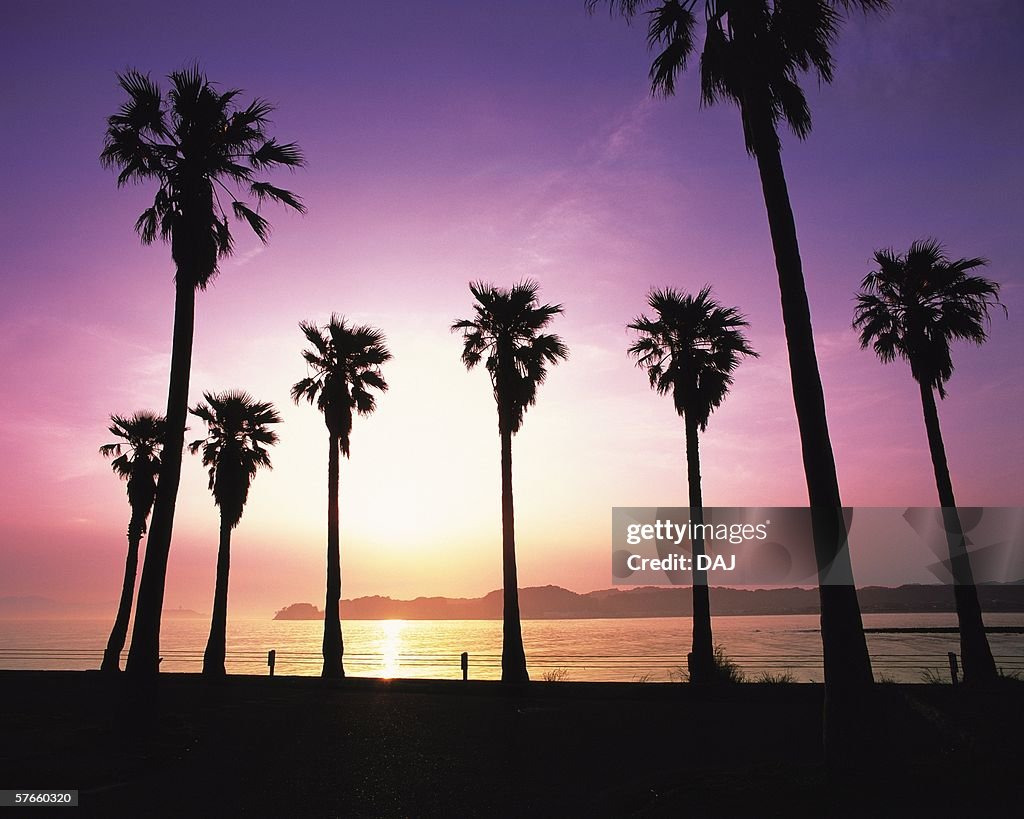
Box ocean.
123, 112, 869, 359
2, 613, 1023, 683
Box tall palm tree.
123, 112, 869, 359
589, 0, 887, 696
188, 391, 281, 677
102, 66, 305, 675
292, 316, 391, 678
98, 412, 166, 673
854, 239, 1005, 682
628, 287, 757, 683
452, 281, 569, 682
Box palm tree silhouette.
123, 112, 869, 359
102, 66, 304, 675
589, 0, 887, 695
628, 287, 757, 683
292, 316, 391, 678
452, 281, 569, 682
98, 412, 166, 673
854, 239, 1005, 682
188, 391, 281, 677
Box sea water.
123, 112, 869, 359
2, 613, 1023, 683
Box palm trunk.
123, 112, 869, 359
500, 418, 528, 683
684, 415, 715, 683
738, 95, 873, 762
322, 431, 345, 678
743, 104, 873, 691
202, 514, 232, 676
918, 381, 997, 681
126, 281, 195, 676
100, 510, 146, 673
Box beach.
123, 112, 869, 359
3, 671, 1022, 817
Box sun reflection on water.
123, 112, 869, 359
379, 619, 406, 679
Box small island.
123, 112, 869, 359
163, 607, 205, 619
273, 603, 325, 620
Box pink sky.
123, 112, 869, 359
1, 1, 1022, 617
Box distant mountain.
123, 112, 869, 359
0, 596, 114, 619
0, 597, 205, 620
270, 583, 1024, 621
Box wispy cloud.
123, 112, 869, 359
229, 246, 266, 268
593, 96, 657, 164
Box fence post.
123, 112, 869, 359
947, 652, 958, 686
461, 651, 468, 681
268, 649, 276, 677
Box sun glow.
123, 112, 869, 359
378, 619, 406, 679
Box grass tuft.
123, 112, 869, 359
671, 644, 746, 684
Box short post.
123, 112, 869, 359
947, 651, 959, 686
268, 649, 277, 678
461, 651, 468, 681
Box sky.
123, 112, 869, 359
1, 1, 1022, 618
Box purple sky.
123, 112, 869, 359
1, 1, 1022, 616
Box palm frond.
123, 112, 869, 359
110, 70, 167, 136
100, 410, 165, 523
99, 443, 123, 458
232, 201, 270, 242
133, 207, 160, 244
188, 390, 281, 526
853, 238, 1004, 395
290, 376, 319, 405
249, 138, 305, 169
453, 280, 567, 434
250, 182, 307, 213
594, 1, 889, 154
103, 65, 305, 276
648, 1, 697, 97
292, 317, 390, 455
585, 0, 654, 16
628, 285, 757, 429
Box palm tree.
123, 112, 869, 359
98, 412, 166, 673
102, 66, 305, 675
628, 287, 757, 683
188, 391, 281, 676
452, 281, 569, 682
292, 316, 391, 678
589, 0, 886, 695
854, 239, 1005, 682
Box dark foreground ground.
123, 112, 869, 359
2, 671, 1022, 818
